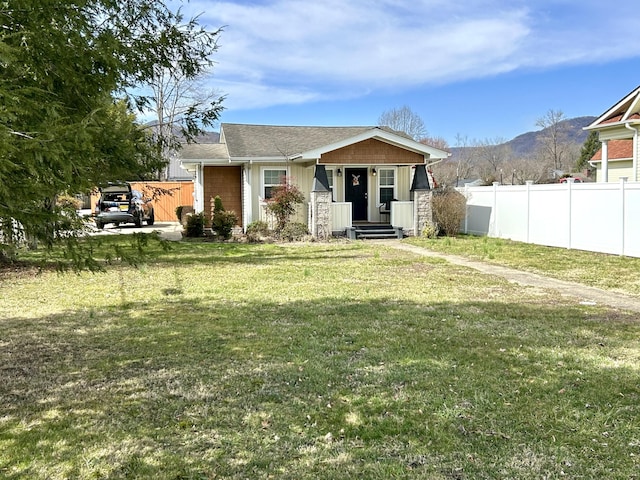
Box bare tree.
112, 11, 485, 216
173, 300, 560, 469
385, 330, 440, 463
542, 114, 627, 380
144, 24, 225, 179
474, 138, 511, 184
378, 105, 427, 140
535, 109, 577, 176
432, 134, 475, 187
420, 135, 449, 151
506, 154, 550, 184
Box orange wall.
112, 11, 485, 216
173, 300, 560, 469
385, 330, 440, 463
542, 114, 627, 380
91, 182, 194, 222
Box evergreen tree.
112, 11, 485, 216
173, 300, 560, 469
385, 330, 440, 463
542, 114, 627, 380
577, 131, 601, 172
0, 1, 223, 265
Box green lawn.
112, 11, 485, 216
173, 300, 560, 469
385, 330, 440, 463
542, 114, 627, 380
1, 239, 639, 479
407, 234, 640, 296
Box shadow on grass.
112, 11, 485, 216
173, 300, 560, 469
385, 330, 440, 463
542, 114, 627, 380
1, 295, 639, 479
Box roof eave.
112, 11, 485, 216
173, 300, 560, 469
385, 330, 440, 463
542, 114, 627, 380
584, 119, 640, 131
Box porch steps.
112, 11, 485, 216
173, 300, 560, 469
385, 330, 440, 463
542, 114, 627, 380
347, 224, 404, 240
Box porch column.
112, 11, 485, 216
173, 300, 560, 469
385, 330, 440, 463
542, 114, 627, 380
194, 163, 204, 213
411, 164, 434, 236
310, 165, 332, 240
601, 139, 609, 183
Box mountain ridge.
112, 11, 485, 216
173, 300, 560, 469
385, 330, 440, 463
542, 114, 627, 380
503, 116, 596, 156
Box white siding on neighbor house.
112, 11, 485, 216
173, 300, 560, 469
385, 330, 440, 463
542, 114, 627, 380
462, 180, 640, 258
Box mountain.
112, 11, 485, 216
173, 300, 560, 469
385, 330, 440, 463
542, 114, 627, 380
504, 116, 596, 156
449, 116, 596, 160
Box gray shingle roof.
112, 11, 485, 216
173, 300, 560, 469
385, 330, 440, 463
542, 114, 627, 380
179, 142, 229, 160
221, 123, 384, 158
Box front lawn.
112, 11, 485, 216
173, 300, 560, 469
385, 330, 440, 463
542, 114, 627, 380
1, 240, 639, 479
407, 234, 640, 296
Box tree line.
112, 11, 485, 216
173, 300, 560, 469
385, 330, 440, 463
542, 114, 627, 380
378, 106, 601, 187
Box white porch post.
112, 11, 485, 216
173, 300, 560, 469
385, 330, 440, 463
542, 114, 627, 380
601, 140, 609, 183
633, 129, 639, 182
243, 165, 252, 231
194, 163, 204, 213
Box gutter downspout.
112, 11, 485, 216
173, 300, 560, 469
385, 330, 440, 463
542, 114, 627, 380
624, 123, 639, 182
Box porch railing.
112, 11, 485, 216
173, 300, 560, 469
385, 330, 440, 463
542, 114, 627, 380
331, 202, 352, 232
391, 201, 413, 231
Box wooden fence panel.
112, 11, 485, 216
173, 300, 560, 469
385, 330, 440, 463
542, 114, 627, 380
129, 181, 194, 222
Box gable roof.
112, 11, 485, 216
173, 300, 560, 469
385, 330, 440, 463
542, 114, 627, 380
590, 139, 633, 162
179, 123, 450, 165
586, 85, 640, 131
219, 123, 449, 161
220, 124, 382, 158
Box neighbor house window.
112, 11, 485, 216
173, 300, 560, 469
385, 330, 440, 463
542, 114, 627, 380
263, 169, 287, 199
379, 168, 395, 207
326, 169, 334, 200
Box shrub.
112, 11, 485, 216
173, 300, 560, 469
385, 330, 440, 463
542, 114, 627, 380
432, 187, 467, 237
213, 196, 225, 213
421, 221, 439, 239
277, 222, 309, 242
212, 211, 238, 240
184, 212, 205, 238
175, 205, 184, 222
246, 220, 270, 242
210, 196, 238, 240
56, 194, 83, 211
265, 181, 305, 231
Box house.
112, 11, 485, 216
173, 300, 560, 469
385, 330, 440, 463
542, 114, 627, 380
585, 85, 640, 182
179, 123, 450, 238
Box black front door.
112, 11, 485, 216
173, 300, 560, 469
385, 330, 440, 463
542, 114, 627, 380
345, 168, 368, 221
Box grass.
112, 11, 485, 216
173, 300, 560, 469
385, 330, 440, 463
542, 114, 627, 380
406, 234, 640, 296
1, 238, 640, 479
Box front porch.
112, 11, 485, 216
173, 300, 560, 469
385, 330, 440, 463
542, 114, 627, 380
307, 163, 436, 240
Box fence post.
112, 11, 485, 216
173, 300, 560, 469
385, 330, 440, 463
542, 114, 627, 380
621, 177, 628, 255
525, 181, 533, 243
567, 177, 574, 250
491, 182, 499, 237
464, 184, 469, 234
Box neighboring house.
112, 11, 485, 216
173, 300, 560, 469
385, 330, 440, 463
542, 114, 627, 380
179, 123, 450, 236
585, 85, 640, 182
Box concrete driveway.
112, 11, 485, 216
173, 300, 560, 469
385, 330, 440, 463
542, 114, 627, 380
87, 221, 183, 241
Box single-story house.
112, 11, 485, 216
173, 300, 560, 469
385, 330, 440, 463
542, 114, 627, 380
585, 85, 640, 182
179, 123, 450, 238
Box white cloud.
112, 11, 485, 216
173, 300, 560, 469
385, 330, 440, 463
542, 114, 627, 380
179, 0, 640, 111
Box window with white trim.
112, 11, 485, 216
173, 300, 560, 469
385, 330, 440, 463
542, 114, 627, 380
379, 168, 395, 208
263, 169, 287, 199
326, 169, 334, 200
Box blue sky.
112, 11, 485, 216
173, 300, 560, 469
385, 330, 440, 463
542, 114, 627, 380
177, 0, 640, 145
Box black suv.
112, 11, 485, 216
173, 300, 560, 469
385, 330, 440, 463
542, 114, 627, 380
94, 183, 155, 229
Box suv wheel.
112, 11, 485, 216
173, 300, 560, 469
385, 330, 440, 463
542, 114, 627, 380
95, 221, 104, 230
134, 212, 143, 228
147, 209, 155, 226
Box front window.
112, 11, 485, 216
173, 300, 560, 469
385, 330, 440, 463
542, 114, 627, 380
263, 169, 287, 199
326, 169, 334, 200
379, 168, 395, 207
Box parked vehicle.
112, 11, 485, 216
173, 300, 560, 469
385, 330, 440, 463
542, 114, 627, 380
559, 176, 583, 183
94, 183, 154, 229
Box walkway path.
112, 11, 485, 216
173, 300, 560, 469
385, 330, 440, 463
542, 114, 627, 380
380, 240, 640, 314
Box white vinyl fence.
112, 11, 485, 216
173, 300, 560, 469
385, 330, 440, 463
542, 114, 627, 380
461, 179, 640, 258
